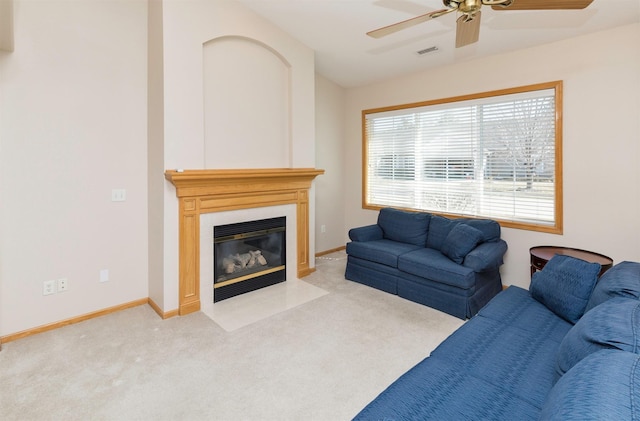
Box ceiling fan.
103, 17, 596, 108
367, 0, 594, 48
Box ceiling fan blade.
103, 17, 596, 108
491, 0, 593, 10
367, 8, 454, 38
456, 12, 481, 48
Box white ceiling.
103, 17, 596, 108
236, 0, 640, 88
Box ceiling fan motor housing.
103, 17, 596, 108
443, 0, 482, 15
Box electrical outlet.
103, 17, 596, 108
111, 189, 126, 202
43, 280, 56, 295
100, 269, 109, 282
57, 278, 69, 292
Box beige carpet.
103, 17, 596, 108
0, 251, 464, 420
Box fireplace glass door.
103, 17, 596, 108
213, 217, 286, 302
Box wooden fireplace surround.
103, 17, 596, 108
165, 168, 324, 316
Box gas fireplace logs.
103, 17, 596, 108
222, 250, 268, 274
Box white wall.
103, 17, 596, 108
314, 75, 346, 253
156, 0, 317, 312
148, 0, 165, 310
343, 24, 640, 289
0, 0, 148, 335
203, 36, 291, 168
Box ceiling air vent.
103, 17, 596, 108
416, 46, 439, 55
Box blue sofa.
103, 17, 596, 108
345, 208, 508, 319
354, 257, 640, 420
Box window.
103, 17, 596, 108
363, 81, 563, 233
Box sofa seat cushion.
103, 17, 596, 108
353, 355, 540, 421
430, 316, 562, 408
530, 255, 601, 324
540, 350, 640, 420
346, 239, 421, 268
478, 286, 572, 343
398, 248, 475, 289
377, 207, 430, 246
556, 297, 640, 378
585, 261, 640, 312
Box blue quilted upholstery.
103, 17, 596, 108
540, 350, 640, 420
348, 224, 383, 242
377, 207, 430, 246
440, 223, 483, 264
425, 215, 455, 250
585, 261, 640, 312
530, 255, 600, 324
398, 248, 475, 289
345, 239, 421, 268
430, 316, 563, 408
354, 260, 640, 420
478, 286, 573, 343
556, 297, 640, 378
344, 256, 399, 295
345, 208, 507, 319
463, 240, 508, 272
353, 355, 540, 421
459, 218, 501, 242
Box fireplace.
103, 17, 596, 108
213, 217, 286, 302
164, 168, 324, 316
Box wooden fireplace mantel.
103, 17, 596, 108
165, 168, 324, 315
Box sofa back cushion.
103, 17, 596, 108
377, 208, 430, 247
440, 223, 484, 264
584, 261, 640, 313
530, 255, 601, 324
460, 218, 501, 243
425, 215, 453, 250
427, 216, 501, 252
556, 298, 640, 378
541, 349, 640, 420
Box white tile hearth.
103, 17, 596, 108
198, 203, 326, 331
201, 279, 328, 331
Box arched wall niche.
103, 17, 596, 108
202, 35, 292, 169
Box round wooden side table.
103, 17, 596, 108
530, 246, 613, 278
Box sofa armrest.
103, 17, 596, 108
349, 224, 383, 242
463, 239, 508, 272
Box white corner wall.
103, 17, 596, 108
343, 24, 640, 289
0, 0, 148, 336
315, 74, 347, 253
156, 0, 316, 312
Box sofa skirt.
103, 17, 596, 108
345, 256, 502, 319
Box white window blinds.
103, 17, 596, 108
364, 82, 562, 231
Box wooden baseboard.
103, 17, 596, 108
298, 267, 316, 277
316, 246, 346, 257
0, 298, 150, 345
148, 298, 179, 319
0, 250, 345, 346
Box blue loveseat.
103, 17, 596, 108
354, 257, 640, 420
345, 208, 508, 319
